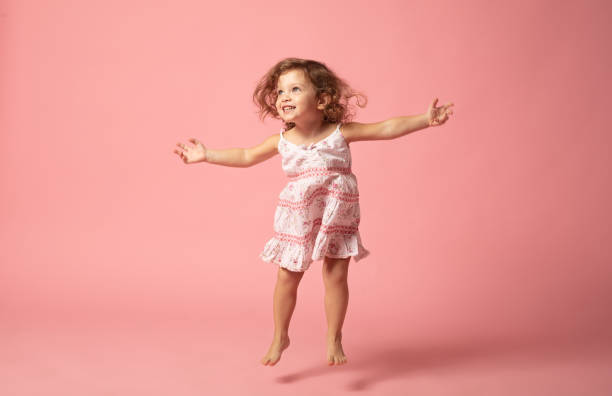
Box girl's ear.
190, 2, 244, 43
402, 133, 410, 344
317, 92, 331, 110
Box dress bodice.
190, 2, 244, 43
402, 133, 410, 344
278, 123, 353, 180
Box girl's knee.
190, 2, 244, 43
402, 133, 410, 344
322, 256, 350, 284
323, 272, 348, 286
277, 266, 305, 283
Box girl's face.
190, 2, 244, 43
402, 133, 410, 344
275, 69, 323, 123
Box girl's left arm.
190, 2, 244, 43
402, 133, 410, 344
342, 98, 454, 143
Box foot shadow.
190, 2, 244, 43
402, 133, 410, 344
276, 331, 612, 390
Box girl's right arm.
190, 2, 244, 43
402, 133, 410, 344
174, 134, 279, 167
243, 133, 280, 167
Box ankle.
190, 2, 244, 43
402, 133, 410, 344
327, 331, 342, 341
273, 333, 290, 342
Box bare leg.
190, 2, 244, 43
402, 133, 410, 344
261, 266, 305, 366
322, 256, 350, 366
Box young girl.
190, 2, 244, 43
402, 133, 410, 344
173, 58, 454, 367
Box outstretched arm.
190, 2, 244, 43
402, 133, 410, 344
342, 98, 454, 143
174, 133, 279, 167
244, 133, 280, 167
204, 147, 249, 167
174, 138, 248, 167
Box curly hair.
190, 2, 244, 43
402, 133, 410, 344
252, 57, 367, 131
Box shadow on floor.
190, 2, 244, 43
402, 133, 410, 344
275, 330, 612, 390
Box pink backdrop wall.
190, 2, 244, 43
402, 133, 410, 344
1, 0, 611, 345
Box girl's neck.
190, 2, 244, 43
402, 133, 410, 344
291, 118, 332, 138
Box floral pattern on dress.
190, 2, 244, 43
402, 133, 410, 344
259, 123, 370, 272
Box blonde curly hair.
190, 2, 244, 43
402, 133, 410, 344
252, 57, 367, 131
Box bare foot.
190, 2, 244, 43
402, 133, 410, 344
261, 336, 290, 366
327, 333, 347, 366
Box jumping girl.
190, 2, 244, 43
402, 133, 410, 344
173, 57, 454, 367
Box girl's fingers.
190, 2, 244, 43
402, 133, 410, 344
173, 150, 187, 162
191, 138, 205, 148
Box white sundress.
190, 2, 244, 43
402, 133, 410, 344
259, 122, 370, 272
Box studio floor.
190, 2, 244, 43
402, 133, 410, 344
2, 317, 611, 396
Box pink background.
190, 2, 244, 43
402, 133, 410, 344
1, 0, 611, 394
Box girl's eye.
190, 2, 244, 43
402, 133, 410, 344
277, 87, 300, 95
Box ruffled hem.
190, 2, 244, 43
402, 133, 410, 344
259, 237, 310, 272
311, 230, 370, 262
259, 232, 370, 272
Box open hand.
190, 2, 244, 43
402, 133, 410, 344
427, 98, 454, 127
174, 138, 207, 164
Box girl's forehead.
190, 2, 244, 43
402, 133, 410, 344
277, 69, 309, 86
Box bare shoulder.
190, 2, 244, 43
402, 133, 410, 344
244, 132, 280, 167
340, 121, 388, 143
262, 132, 281, 148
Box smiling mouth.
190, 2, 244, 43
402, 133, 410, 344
282, 106, 296, 113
